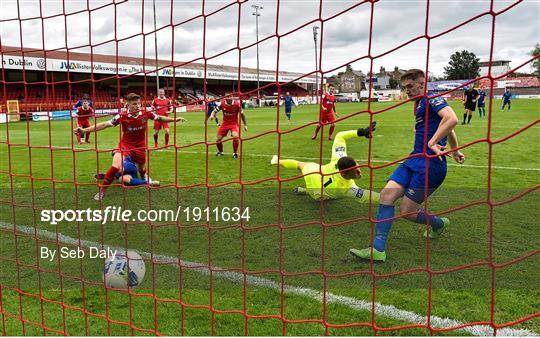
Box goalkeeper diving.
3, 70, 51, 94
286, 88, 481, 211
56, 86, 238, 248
271, 122, 380, 204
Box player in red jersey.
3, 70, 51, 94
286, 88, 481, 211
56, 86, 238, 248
152, 88, 174, 148
75, 99, 95, 144
312, 84, 339, 140
209, 94, 247, 159
74, 93, 186, 200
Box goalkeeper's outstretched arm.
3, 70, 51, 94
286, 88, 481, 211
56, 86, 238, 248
346, 186, 380, 205
330, 130, 357, 163
329, 122, 377, 164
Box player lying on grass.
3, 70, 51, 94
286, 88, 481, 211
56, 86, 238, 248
74, 92, 185, 201
350, 69, 465, 263
209, 94, 248, 159
95, 154, 160, 187
271, 122, 380, 204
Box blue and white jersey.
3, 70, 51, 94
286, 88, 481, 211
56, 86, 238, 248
478, 91, 486, 105
412, 95, 449, 156
207, 101, 218, 114
284, 95, 294, 108
502, 91, 512, 102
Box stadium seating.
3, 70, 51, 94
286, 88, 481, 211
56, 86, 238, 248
0, 83, 117, 112
1, 80, 311, 113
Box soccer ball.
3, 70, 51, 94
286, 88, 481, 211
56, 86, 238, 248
103, 250, 145, 289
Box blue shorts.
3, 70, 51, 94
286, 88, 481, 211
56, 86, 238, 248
115, 156, 139, 179
478, 103, 485, 108
389, 157, 447, 203
285, 106, 292, 114
207, 110, 214, 117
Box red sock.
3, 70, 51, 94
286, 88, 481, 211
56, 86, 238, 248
76, 133, 82, 144
85, 132, 90, 142
153, 134, 158, 145
139, 168, 146, 179
102, 166, 119, 189
217, 142, 224, 152
328, 125, 335, 139
165, 133, 169, 146
312, 125, 321, 138
233, 138, 239, 153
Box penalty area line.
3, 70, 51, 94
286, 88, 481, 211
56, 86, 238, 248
3, 144, 539, 171
0, 222, 536, 337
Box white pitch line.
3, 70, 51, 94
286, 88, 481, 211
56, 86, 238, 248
251, 122, 540, 130
176, 149, 540, 172
2, 145, 539, 172
1, 222, 536, 337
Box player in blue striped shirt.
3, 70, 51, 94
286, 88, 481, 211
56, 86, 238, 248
477, 89, 487, 117
350, 69, 465, 262
501, 89, 512, 112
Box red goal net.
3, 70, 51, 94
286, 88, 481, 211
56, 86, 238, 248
1, 0, 538, 336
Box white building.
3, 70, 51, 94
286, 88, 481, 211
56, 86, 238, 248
479, 60, 511, 77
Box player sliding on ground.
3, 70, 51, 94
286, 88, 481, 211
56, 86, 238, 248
209, 94, 247, 159
96, 154, 160, 187
350, 69, 465, 263
74, 93, 186, 201
271, 123, 379, 204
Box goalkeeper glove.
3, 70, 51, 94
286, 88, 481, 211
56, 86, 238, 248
357, 121, 377, 138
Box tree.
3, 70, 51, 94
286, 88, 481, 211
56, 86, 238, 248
532, 44, 540, 77
443, 50, 480, 80
389, 77, 399, 89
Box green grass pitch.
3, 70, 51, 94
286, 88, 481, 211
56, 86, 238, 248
1, 99, 539, 335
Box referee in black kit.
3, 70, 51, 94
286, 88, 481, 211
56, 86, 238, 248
462, 84, 479, 125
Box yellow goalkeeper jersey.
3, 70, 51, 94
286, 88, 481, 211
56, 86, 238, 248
302, 130, 359, 200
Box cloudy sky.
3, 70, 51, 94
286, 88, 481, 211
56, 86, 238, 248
0, 0, 538, 77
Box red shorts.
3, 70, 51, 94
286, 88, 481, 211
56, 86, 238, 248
116, 144, 146, 165
154, 120, 169, 130
77, 120, 90, 128
217, 124, 239, 137
319, 113, 335, 124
